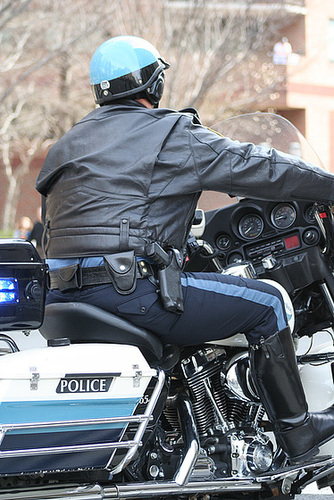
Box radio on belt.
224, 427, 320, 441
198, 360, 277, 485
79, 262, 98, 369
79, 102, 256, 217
0, 239, 47, 331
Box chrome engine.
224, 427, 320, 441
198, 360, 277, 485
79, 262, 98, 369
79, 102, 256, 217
165, 347, 274, 480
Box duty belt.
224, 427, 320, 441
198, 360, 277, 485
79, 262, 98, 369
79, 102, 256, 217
48, 260, 154, 292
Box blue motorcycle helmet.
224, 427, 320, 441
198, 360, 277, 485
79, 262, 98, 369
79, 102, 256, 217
89, 35, 170, 106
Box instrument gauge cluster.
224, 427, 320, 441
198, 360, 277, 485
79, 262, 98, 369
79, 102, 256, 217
199, 199, 321, 272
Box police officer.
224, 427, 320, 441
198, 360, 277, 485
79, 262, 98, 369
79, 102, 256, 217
36, 36, 334, 465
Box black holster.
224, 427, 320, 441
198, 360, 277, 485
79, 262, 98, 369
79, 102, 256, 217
158, 251, 184, 314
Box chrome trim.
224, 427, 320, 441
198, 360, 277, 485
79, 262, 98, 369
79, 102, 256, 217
1, 415, 150, 432
0, 439, 138, 459
196, 240, 223, 271
189, 451, 216, 480
173, 393, 200, 486
255, 456, 334, 483
110, 369, 165, 474
0, 334, 19, 353
222, 262, 256, 279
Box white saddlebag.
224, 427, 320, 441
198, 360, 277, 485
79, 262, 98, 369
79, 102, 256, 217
0, 342, 158, 476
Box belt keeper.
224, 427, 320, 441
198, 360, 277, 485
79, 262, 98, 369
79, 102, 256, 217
75, 265, 83, 289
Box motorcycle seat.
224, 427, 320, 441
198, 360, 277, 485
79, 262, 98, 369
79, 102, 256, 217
40, 301, 170, 365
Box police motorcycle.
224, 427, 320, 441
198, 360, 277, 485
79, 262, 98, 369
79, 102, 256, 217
1, 113, 334, 499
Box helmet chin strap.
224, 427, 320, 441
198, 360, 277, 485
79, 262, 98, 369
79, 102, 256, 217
146, 71, 165, 107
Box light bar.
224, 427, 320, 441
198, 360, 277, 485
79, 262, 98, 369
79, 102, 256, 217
0, 279, 19, 304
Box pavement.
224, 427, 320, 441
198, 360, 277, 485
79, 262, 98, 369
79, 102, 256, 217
299, 482, 332, 498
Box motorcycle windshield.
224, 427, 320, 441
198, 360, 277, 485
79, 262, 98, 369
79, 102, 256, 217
213, 112, 325, 171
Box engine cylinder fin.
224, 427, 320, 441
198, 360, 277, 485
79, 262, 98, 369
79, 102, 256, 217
210, 373, 228, 418
182, 355, 225, 436
226, 399, 248, 424
192, 398, 215, 436
163, 406, 180, 432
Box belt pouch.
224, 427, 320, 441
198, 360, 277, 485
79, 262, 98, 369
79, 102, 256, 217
158, 252, 184, 314
56, 264, 82, 291
103, 251, 137, 295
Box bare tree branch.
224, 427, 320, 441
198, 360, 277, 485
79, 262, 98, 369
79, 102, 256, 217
0, 24, 97, 103
0, 0, 300, 230
0, 0, 32, 31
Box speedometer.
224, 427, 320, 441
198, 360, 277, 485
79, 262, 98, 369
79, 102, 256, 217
238, 214, 264, 240
271, 204, 296, 229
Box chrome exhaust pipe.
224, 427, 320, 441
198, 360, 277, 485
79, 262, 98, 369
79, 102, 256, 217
0, 483, 105, 500
105, 479, 261, 498
173, 392, 200, 486
0, 479, 261, 500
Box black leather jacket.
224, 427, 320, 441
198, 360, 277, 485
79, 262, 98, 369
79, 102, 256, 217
36, 101, 334, 258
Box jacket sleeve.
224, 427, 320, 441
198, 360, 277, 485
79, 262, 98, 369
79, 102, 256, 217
188, 122, 334, 204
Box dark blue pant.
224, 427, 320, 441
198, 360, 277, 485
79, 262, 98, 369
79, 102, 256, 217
46, 271, 288, 345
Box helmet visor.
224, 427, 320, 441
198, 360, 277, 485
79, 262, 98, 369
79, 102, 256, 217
91, 59, 169, 104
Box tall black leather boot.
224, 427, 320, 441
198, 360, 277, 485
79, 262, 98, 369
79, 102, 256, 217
249, 326, 334, 463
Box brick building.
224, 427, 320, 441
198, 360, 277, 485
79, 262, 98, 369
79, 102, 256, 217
2, 0, 334, 224
199, 0, 334, 211
273, 0, 334, 172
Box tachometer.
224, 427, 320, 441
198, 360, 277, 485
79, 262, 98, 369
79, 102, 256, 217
271, 204, 296, 229
238, 214, 264, 240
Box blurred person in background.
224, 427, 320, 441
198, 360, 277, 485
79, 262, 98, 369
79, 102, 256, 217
13, 215, 33, 240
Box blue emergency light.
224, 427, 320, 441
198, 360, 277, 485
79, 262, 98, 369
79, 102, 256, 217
0, 239, 46, 330
0, 279, 19, 304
